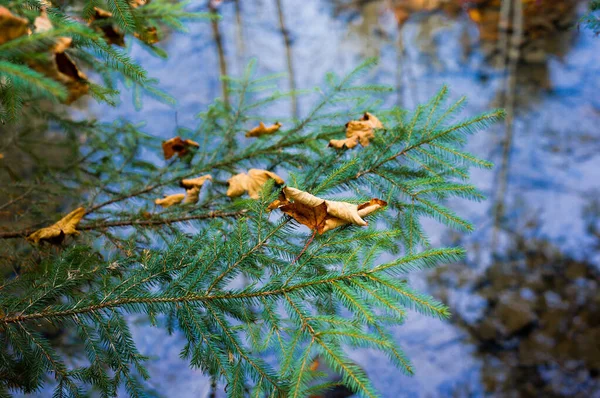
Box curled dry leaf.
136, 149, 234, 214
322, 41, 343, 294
183, 187, 200, 204
329, 112, 384, 149
33, 11, 88, 104
27, 207, 86, 244
271, 187, 387, 234
0, 6, 29, 45
227, 169, 284, 200
180, 174, 212, 189
162, 137, 200, 160
245, 122, 282, 138
88, 7, 125, 47
155, 193, 185, 208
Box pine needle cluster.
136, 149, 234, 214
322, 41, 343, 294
0, 55, 504, 397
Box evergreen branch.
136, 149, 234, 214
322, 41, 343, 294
0, 211, 246, 239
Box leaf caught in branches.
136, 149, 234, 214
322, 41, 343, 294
0, 6, 28, 45
271, 187, 387, 234
162, 137, 200, 160
180, 174, 213, 189
329, 112, 384, 149
245, 121, 282, 138
227, 169, 284, 199
27, 207, 86, 244
88, 7, 126, 47
155, 193, 185, 208
33, 10, 89, 104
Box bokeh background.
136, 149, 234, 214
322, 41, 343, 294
16, 0, 600, 396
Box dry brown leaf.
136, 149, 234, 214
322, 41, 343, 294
180, 174, 212, 189
162, 137, 200, 160
271, 187, 387, 234
281, 200, 328, 233
27, 207, 86, 244
155, 193, 185, 208
245, 122, 282, 138
88, 7, 125, 47
329, 112, 384, 149
227, 169, 284, 199
32, 11, 88, 104
182, 187, 200, 204
0, 7, 29, 45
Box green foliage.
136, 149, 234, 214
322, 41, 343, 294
0, 57, 503, 397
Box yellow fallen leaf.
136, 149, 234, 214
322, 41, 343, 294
271, 187, 386, 234
329, 112, 384, 149
227, 169, 284, 199
27, 207, 86, 244
155, 193, 185, 208
245, 122, 282, 138
0, 6, 29, 46
180, 174, 212, 189
162, 137, 200, 160
183, 187, 200, 204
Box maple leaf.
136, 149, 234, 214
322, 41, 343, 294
329, 112, 384, 149
245, 122, 282, 138
227, 169, 284, 199
271, 187, 387, 234
162, 137, 200, 160
27, 207, 86, 244
155, 193, 185, 208
0, 6, 29, 46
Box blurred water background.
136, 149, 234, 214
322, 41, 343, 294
21, 0, 600, 396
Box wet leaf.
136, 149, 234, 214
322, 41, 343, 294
162, 137, 200, 160
0, 7, 29, 45
227, 169, 284, 199
271, 187, 386, 234
154, 193, 185, 208
245, 121, 282, 138
27, 207, 86, 244
329, 112, 384, 149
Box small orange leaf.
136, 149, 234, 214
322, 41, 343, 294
155, 193, 185, 208
227, 169, 284, 200
245, 122, 282, 138
0, 7, 29, 45
162, 137, 200, 160
88, 7, 125, 47
27, 207, 86, 244
329, 112, 384, 149
182, 187, 200, 204
33, 10, 88, 104
180, 174, 212, 189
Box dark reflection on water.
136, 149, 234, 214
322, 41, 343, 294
80, 0, 600, 396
